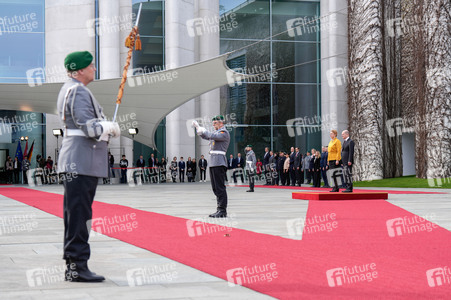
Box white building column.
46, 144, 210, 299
45, 0, 95, 161
320, 0, 348, 145
99, 0, 121, 165
165, 0, 196, 160
196, 0, 220, 166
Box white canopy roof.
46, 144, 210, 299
0, 54, 248, 149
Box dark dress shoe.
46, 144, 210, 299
246, 190, 254, 192
342, 189, 353, 193
209, 211, 227, 218
329, 187, 339, 192
66, 259, 105, 282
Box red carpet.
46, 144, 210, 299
1, 187, 450, 299
292, 191, 388, 200
235, 184, 447, 194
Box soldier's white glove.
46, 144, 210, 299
98, 121, 121, 141
196, 127, 206, 136
192, 120, 200, 129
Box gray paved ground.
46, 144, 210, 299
0, 182, 450, 299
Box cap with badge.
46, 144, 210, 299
64, 51, 94, 71
246, 145, 253, 148
212, 115, 225, 122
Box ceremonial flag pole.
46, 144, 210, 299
112, 2, 143, 123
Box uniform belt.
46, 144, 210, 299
65, 129, 86, 137
210, 150, 226, 155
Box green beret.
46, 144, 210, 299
64, 51, 93, 71
246, 145, 252, 148
212, 115, 225, 122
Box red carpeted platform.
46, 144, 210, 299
293, 191, 389, 201
1, 187, 450, 299
234, 184, 447, 194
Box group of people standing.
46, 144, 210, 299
242, 129, 355, 193
110, 153, 209, 184
4, 155, 54, 184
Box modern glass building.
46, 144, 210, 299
1, 0, 346, 179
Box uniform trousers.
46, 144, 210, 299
209, 166, 228, 212
63, 174, 98, 261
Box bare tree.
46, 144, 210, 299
348, 0, 385, 181
423, 0, 451, 179
382, 0, 403, 178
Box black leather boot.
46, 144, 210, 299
66, 259, 105, 282
209, 211, 227, 218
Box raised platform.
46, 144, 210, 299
292, 191, 389, 201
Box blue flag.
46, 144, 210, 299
15, 140, 23, 161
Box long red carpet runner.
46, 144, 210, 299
1, 187, 450, 299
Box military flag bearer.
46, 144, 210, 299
57, 51, 120, 282
193, 115, 230, 218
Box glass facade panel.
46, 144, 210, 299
220, 0, 270, 40
220, 0, 320, 157
0, 0, 46, 178
272, 0, 319, 42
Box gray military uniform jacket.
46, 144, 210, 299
245, 150, 256, 171
199, 126, 230, 168
57, 78, 108, 178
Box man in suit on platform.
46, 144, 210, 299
178, 157, 186, 182
199, 155, 208, 182
341, 130, 355, 192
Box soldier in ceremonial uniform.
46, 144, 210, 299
57, 51, 120, 282
245, 145, 256, 192
192, 115, 230, 218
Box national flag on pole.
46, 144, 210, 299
23, 140, 29, 158
28, 140, 35, 161
15, 140, 23, 161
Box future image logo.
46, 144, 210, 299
226, 263, 278, 287
326, 263, 378, 287
386, 214, 438, 238
426, 267, 451, 287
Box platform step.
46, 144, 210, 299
292, 191, 388, 201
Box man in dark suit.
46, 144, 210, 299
289, 147, 295, 186
228, 154, 237, 169
198, 155, 208, 182
148, 153, 157, 183
341, 130, 355, 192
278, 151, 286, 185
136, 155, 146, 183
263, 147, 270, 185
235, 153, 245, 183
178, 157, 186, 182
294, 147, 302, 186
